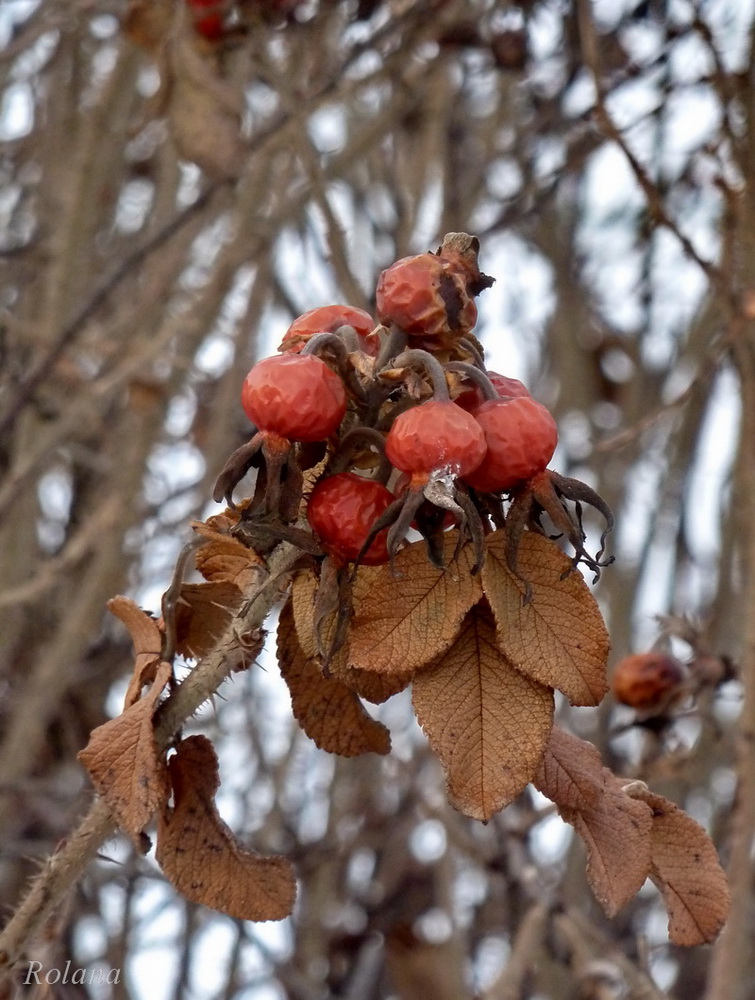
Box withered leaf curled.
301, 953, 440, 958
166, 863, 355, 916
625, 785, 730, 945
79, 660, 173, 842
192, 526, 264, 588
560, 776, 653, 917
291, 568, 411, 704
534, 725, 606, 811
107, 595, 164, 708
172, 580, 243, 660
156, 735, 296, 921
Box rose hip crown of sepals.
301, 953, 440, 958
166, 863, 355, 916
278, 304, 378, 356
241, 353, 347, 442
464, 396, 558, 492
385, 400, 487, 479
307, 472, 395, 565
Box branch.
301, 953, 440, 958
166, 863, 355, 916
704, 340, 755, 1000
0, 181, 226, 439
0, 538, 301, 974
575, 0, 725, 296
554, 907, 668, 1000
480, 903, 549, 1000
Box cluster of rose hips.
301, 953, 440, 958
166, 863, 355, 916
214, 234, 612, 649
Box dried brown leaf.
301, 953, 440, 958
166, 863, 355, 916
412, 600, 554, 821
561, 778, 653, 917
277, 602, 391, 757
350, 534, 483, 675
157, 736, 296, 921
191, 522, 264, 587
483, 531, 609, 706
533, 725, 606, 811
108, 596, 164, 706
335, 660, 412, 705
173, 580, 243, 659
79, 660, 172, 842
625, 785, 730, 945
108, 595, 162, 656
291, 568, 411, 704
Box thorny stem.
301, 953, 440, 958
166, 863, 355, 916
0, 539, 302, 975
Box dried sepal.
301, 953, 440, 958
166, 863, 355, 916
212, 432, 264, 507
504, 469, 614, 599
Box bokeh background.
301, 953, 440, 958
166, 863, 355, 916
1, 1, 754, 997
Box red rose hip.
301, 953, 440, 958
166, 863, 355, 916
185, 0, 224, 39
241, 354, 347, 442
376, 253, 478, 347
307, 473, 394, 565
278, 304, 379, 355
612, 653, 688, 710
454, 370, 531, 412
464, 396, 558, 492
386, 400, 487, 480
